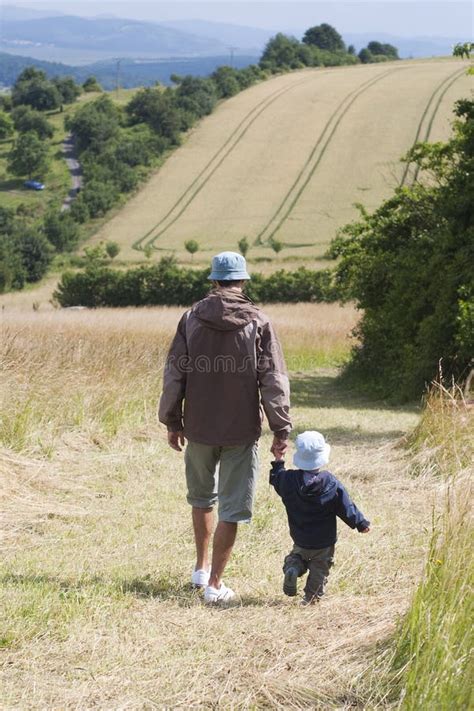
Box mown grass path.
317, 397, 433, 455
1, 366, 433, 709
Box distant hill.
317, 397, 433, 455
0, 15, 230, 63
159, 19, 275, 53
0, 52, 260, 90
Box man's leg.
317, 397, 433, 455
192, 506, 214, 571
185, 442, 219, 576
207, 442, 258, 591
208, 521, 237, 589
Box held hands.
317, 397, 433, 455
168, 430, 185, 452
271, 435, 288, 460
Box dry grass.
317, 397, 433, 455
0, 305, 436, 708
89, 59, 470, 266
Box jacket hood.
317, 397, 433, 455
193, 289, 259, 332
298, 470, 335, 498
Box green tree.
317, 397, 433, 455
302, 24, 345, 52
260, 33, 302, 70
358, 48, 373, 64
211, 66, 241, 98
82, 76, 103, 92
347, 44, 356, 55
12, 227, 52, 282
269, 237, 283, 256
66, 95, 120, 152
0, 111, 14, 139
367, 41, 399, 59
12, 68, 61, 111
43, 210, 79, 252
53, 76, 81, 104
238, 237, 250, 257
8, 131, 50, 179
105, 241, 120, 259
126, 88, 181, 143
12, 106, 54, 139
332, 98, 474, 399
184, 239, 199, 261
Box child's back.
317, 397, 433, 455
270, 431, 370, 604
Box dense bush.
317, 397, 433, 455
54, 257, 339, 307
11, 105, 54, 139
332, 98, 473, 400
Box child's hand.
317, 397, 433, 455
273, 451, 284, 462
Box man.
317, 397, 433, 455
159, 251, 291, 603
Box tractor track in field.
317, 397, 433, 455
400, 67, 466, 186
132, 72, 328, 252
254, 67, 403, 245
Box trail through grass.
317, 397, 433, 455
0, 305, 438, 708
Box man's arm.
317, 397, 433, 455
335, 481, 370, 531
257, 320, 292, 452
158, 313, 188, 440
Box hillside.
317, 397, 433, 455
91, 58, 471, 267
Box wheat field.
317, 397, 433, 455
1, 304, 443, 708
90, 58, 471, 266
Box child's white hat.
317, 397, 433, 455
293, 431, 331, 471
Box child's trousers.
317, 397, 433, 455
283, 544, 335, 600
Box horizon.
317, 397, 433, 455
2, 1, 472, 39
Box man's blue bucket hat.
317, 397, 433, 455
208, 251, 250, 281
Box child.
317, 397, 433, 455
270, 431, 370, 604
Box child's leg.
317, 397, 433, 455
304, 546, 335, 603
282, 546, 308, 597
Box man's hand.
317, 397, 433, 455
270, 435, 288, 459
168, 430, 185, 452
360, 527, 371, 533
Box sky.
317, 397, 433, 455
4, 1, 473, 37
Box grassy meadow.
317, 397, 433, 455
3, 301, 461, 708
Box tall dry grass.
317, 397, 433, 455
0, 304, 358, 453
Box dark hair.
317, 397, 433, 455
216, 279, 245, 287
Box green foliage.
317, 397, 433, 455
11, 105, 54, 139
12, 226, 53, 283
0, 110, 14, 139
126, 88, 181, 143
453, 42, 473, 59
269, 237, 283, 255
358, 48, 373, 64
82, 76, 103, 92
184, 239, 199, 260
302, 24, 345, 52
54, 258, 339, 307
11, 67, 61, 111
211, 66, 241, 98
238, 237, 250, 257
367, 41, 398, 58
80, 180, 118, 217
66, 95, 121, 152
43, 211, 79, 252
105, 241, 120, 259
8, 131, 50, 178
53, 76, 81, 104
332, 98, 474, 400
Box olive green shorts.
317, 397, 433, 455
184, 440, 259, 523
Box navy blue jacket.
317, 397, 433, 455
270, 461, 370, 549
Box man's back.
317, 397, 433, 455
159, 287, 291, 446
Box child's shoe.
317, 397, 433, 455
283, 567, 299, 596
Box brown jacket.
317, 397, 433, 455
158, 288, 291, 446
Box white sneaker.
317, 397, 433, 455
191, 568, 210, 587
204, 582, 236, 604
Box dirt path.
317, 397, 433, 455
61, 133, 83, 212
1, 367, 430, 708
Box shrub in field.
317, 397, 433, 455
43, 211, 80, 252
332, 98, 474, 400
11, 105, 54, 139
8, 131, 50, 179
